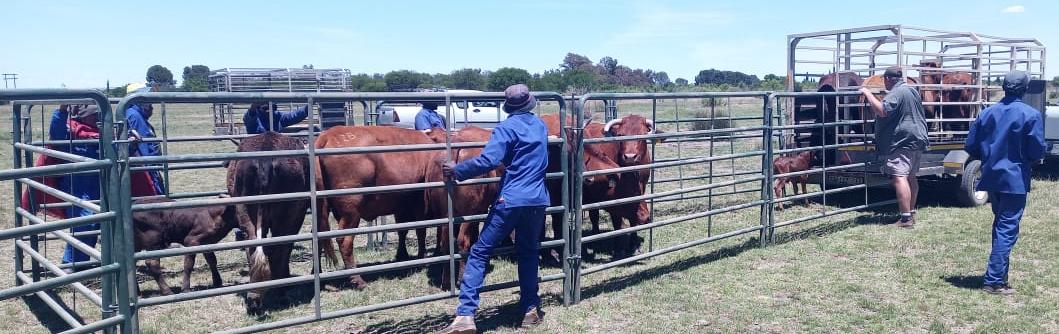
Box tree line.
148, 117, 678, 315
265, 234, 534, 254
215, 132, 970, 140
113, 53, 845, 96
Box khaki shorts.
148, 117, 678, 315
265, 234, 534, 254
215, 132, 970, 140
881, 149, 922, 177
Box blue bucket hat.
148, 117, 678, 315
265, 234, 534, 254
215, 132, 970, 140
502, 84, 537, 113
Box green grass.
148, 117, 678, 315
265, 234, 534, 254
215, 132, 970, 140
0, 100, 1057, 333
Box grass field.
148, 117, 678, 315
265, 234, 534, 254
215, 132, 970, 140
0, 98, 1057, 333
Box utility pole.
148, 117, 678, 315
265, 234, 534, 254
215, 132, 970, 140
2, 73, 17, 89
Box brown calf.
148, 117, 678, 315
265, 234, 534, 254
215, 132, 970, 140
132, 197, 234, 295
772, 150, 813, 208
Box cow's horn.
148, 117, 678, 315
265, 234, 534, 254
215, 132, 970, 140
603, 118, 623, 134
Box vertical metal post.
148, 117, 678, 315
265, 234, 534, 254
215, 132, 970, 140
761, 95, 775, 246
110, 98, 139, 333
306, 97, 323, 320
675, 100, 685, 202
648, 99, 656, 252
706, 98, 715, 237
20, 104, 42, 282
443, 95, 458, 294
12, 104, 25, 285
568, 97, 584, 304
560, 99, 572, 306
160, 102, 170, 196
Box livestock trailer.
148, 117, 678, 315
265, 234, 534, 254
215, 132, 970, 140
783, 25, 1046, 206
208, 68, 354, 135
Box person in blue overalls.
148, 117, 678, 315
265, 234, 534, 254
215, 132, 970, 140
964, 71, 1046, 295
437, 84, 548, 334
49, 105, 103, 271
243, 102, 309, 134
414, 102, 447, 131
125, 83, 166, 194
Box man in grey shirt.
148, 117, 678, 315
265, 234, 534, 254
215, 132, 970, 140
859, 66, 929, 228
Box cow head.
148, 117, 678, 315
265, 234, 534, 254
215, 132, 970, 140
603, 115, 660, 166
582, 144, 620, 189
565, 124, 620, 189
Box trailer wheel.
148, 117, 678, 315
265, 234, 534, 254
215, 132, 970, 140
956, 160, 988, 207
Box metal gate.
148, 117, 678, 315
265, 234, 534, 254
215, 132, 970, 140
0, 89, 133, 333
2, 89, 902, 332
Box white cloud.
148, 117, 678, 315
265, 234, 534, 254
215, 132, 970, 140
1002, 5, 1025, 13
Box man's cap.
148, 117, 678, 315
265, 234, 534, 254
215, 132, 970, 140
502, 84, 537, 113
1002, 71, 1029, 94
883, 66, 903, 78
72, 105, 100, 120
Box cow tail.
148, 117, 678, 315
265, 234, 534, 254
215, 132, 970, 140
249, 223, 271, 285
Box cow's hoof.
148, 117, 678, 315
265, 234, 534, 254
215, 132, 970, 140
350, 276, 368, 290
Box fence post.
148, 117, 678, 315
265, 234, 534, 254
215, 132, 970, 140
761, 94, 776, 246
110, 97, 139, 334
11, 104, 25, 285
564, 97, 585, 305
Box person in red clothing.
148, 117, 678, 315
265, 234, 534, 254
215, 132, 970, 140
21, 104, 159, 271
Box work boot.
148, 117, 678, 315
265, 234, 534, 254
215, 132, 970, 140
984, 284, 1015, 295
436, 315, 476, 334
522, 307, 543, 328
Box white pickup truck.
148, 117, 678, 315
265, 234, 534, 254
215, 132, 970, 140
376, 90, 507, 129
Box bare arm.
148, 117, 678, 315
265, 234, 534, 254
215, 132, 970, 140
859, 87, 887, 118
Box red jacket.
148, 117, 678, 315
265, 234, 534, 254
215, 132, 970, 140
21, 118, 159, 219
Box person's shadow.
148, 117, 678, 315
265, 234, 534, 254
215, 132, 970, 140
942, 274, 984, 290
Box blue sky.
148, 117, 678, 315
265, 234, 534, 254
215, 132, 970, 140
2, 0, 1055, 88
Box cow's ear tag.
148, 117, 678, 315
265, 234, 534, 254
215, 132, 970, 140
609, 179, 617, 188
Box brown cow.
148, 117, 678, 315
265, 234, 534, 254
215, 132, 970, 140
772, 151, 813, 209
422, 126, 501, 289
314, 126, 436, 289
227, 132, 335, 313
132, 197, 234, 295
539, 114, 649, 257
919, 61, 975, 132
860, 75, 919, 125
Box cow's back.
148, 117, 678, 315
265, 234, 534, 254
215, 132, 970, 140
315, 126, 437, 221
228, 132, 310, 236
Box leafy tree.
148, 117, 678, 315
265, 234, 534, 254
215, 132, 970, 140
146, 65, 175, 89
533, 69, 566, 92
561, 53, 593, 71
694, 68, 760, 87
487, 67, 532, 91
564, 69, 598, 95
384, 70, 427, 91
651, 71, 671, 87
598, 56, 619, 75
450, 68, 485, 90
181, 65, 210, 92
